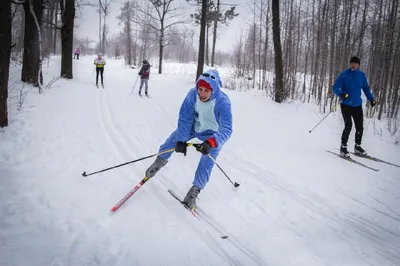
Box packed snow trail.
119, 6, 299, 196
0, 56, 399, 266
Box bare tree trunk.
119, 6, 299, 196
53, 3, 58, 54
272, 0, 284, 103
102, 14, 106, 55
60, 0, 75, 79
357, 0, 368, 56
378, 0, 397, 120
205, 24, 209, 66
307, 0, 315, 103
293, 3, 301, 98
252, 0, 256, 89
127, 12, 132, 65
343, 0, 353, 67
262, 0, 269, 91
158, 25, 164, 74
329, 0, 339, 108
98, 2, 102, 53
302, 1, 311, 102
196, 0, 208, 80
0, 0, 11, 127
316, 0, 327, 107
390, 16, 400, 118
29, 0, 44, 91
134, 23, 138, 65
211, 0, 219, 67
312, 0, 323, 103
21, 0, 44, 85
257, 0, 263, 90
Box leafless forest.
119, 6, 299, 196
1, 0, 399, 129
234, 0, 400, 122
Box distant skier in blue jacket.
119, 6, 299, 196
333, 56, 376, 157
145, 69, 233, 209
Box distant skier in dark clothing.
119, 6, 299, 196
333, 56, 376, 157
138, 60, 150, 96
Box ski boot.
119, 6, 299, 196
354, 144, 367, 157
145, 156, 168, 178
340, 144, 350, 158
183, 185, 201, 211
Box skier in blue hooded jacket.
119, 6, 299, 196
333, 56, 376, 157
145, 70, 232, 209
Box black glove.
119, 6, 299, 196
370, 100, 376, 107
175, 141, 187, 156
196, 141, 212, 155
339, 93, 349, 102
138, 72, 142, 76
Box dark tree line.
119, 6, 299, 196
0, 0, 76, 127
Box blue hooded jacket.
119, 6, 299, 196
333, 68, 374, 107
175, 70, 232, 147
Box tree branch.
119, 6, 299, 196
132, 18, 161, 31
136, 5, 161, 22
164, 20, 186, 30
148, 0, 163, 20
11, 0, 26, 4
42, 17, 62, 30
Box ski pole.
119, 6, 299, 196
308, 100, 343, 133
207, 154, 240, 187
82, 148, 175, 177
130, 76, 140, 95
191, 143, 240, 187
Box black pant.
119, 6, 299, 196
96, 67, 104, 84
340, 103, 363, 145
74, 53, 79, 59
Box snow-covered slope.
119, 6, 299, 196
1, 56, 399, 266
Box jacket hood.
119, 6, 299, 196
195, 70, 222, 101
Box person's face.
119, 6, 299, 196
98, 55, 102, 59
198, 86, 212, 102
350, 62, 359, 70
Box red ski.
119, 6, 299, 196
111, 176, 150, 212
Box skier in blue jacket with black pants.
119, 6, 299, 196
144, 69, 232, 209
333, 56, 376, 158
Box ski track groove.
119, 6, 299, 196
229, 154, 400, 264
195, 205, 267, 266
68, 90, 124, 266
99, 90, 246, 266
96, 88, 126, 164
151, 185, 243, 266
367, 193, 400, 218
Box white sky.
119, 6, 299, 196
75, 0, 249, 53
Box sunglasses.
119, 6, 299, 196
201, 73, 216, 80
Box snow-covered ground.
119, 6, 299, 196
1, 56, 399, 266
